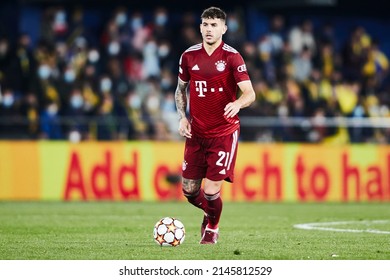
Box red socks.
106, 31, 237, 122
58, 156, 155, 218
183, 188, 207, 211
204, 191, 222, 230
183, 188, 223, 230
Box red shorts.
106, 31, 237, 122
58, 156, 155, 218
182, 129, 239, 183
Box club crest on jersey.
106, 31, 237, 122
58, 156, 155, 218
215, 60, 227, 72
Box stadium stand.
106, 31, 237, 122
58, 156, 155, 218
0, 0, 389, 143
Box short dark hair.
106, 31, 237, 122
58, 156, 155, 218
201, 7, 226, 22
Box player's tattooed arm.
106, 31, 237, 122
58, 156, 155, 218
175, 78, 188, 120
175, 78, 192, 138
182, 178, 202, 195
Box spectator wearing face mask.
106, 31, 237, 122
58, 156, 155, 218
0, 88, 24, 139
95, 91, 117, 140
160, 90, 180, 140
33, 62, 62, 112
57, 64, 77, 103
94, 75, 122, 140
157, 40, 177, 74
64, 86, 88, 141
118, 88, 148, 140
128, 11, 150, 53
39, 101, 63, 140
143, 91, 161, 133
224, 12, 246, 53
151, 7, 173, 45
142, 37, 160, 79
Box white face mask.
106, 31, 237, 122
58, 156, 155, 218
88, 49, 100, 63
146, 95, 159, 111
100, 78, 112, 92
70, 94, 83, 109
38, 65, 51, 80
380, 105, 389, 117
158, 44, 170, 58
108, 41, 120, 56
68, 130, 81, 143
144, 41, 157, 55
278, 105, 288, 117
47, 104, 58, 116
128, 95, 141, 109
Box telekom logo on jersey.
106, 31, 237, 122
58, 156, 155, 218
195, 81, 223, 97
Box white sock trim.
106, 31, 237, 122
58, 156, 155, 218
205, 226, 219, 233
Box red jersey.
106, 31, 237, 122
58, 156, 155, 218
178, 42, 250, 138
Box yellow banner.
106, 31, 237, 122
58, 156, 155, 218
0, 141, 389, 202
0, 142, 40, 200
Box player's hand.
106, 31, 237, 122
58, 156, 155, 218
178, 118, 192, 138
224, 101, 241, 118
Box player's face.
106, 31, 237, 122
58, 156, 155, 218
200, 18, 227, 46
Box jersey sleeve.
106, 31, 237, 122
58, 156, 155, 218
231, 53, 250, 84
178, 53, 190, 82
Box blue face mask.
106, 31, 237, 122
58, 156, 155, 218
131, 17, 143, 31
160, 77, 172, 90
228, 19, 239, 33
116, 13, 127, 26
55, 11, 66, 23
2, 94, 14, 107
155, 14, 167, 26
64, 70, 76, 83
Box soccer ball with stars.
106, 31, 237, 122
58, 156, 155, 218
153, 217, 185, 247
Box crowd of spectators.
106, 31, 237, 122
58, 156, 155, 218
0, 4, 389, 143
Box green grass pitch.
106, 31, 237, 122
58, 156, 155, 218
0, 201, 389, 260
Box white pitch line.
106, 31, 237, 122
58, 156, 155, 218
294, 220, 390, 234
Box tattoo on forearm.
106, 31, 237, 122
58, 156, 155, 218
175, 81, 188, 119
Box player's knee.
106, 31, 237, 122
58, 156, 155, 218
203, 179, 222, 196
182, 188, 199, 200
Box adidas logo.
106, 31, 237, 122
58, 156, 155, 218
192, 64, 200, 70
219, 169, 226, 175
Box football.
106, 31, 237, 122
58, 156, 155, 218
153, 217, 185, 246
